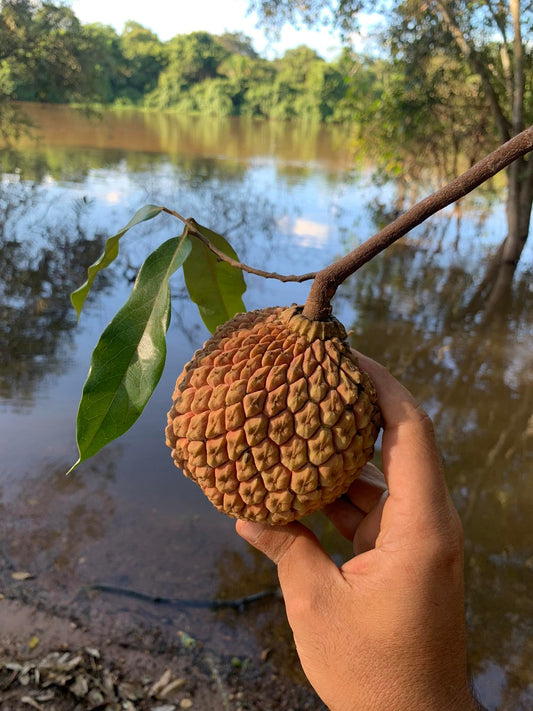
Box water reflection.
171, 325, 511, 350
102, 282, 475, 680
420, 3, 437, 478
0, 188, 108, 406
4, 104, 356, 171
0, 106, 531, 709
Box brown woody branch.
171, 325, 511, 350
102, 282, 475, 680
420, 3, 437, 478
162, 208, 317, 283
302, 125, 533, 321
162, 127, 533, 320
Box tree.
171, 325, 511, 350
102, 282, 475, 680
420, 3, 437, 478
1, 1, 80, 137
332, 52, 494, 181
79, 23, 124, 104
0, 0, 119, 107
215, 31, 259, 58
119, 21, 164, 102
250, 46, 346, 122
296, 59, 345, 121
7, 2, 85, 102
390, 1, 532, 310
163, 31, 229, 85
277, 45, 324, 84
249, 0, 533, 308
147, 31, 230, 109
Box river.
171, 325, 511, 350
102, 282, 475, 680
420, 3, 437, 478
0, 104, 531, 710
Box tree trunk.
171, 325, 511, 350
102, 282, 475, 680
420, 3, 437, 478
484, 0, 530, 311
484, 155, 533, 312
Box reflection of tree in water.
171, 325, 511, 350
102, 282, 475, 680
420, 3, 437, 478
0, 146, 132, 184
335, 227, 533, 708
0, 187, 109, 404
141, 112, 351, 170
1, 142, 284, 404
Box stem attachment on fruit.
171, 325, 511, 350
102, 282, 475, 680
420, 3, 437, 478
280, 304, 347, 340
303, 126, 533, 321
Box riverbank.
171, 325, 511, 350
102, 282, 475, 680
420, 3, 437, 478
0, 595, 325, 711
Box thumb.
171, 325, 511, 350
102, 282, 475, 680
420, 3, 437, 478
236, 520, 339, 599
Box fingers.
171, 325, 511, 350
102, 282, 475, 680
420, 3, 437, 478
324, 488, 388, 551
324, 463, 387, 542
352, 491, 388, 555
346, 463, 387, 512
236, 519, 339, 599
323, 497, 366, 542
355, 353, 449, 518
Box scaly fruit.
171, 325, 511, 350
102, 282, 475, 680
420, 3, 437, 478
165, 305, 382, 524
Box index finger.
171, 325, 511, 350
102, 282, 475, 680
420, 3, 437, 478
355, 352, 449, 518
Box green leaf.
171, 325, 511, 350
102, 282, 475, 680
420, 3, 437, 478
70, 204, 164, 319
183, 220, 246, 333
68, 231, 191, 474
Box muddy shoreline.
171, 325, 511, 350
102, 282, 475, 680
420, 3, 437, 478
0, 591, 325, 710
0, 453, 330, 710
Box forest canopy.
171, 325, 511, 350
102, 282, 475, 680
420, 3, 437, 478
0, 0, 342, 121
0, 0, 500, 132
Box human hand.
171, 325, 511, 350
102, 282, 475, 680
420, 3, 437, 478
236, 355, 480, 711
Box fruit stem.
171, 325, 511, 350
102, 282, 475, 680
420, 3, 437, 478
302, 126, 533, 322
161, 211, 317, 283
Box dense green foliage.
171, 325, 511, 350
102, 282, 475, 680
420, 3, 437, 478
0, 0, 505, 136
0, 0, 352, 122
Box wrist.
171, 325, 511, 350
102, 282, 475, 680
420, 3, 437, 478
325, 674, 480, 711
372, 670, 480, 711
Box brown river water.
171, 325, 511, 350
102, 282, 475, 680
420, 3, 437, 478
0, 104, 532, 710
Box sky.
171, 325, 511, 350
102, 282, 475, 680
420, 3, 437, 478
69, 0, 344, 60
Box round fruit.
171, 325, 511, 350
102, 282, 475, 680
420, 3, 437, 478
165, 305, 382, 524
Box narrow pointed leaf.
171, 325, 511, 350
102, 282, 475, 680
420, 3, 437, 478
68, 232, 191, 474
183, 221, 246, 333
71, 204, 164, 319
